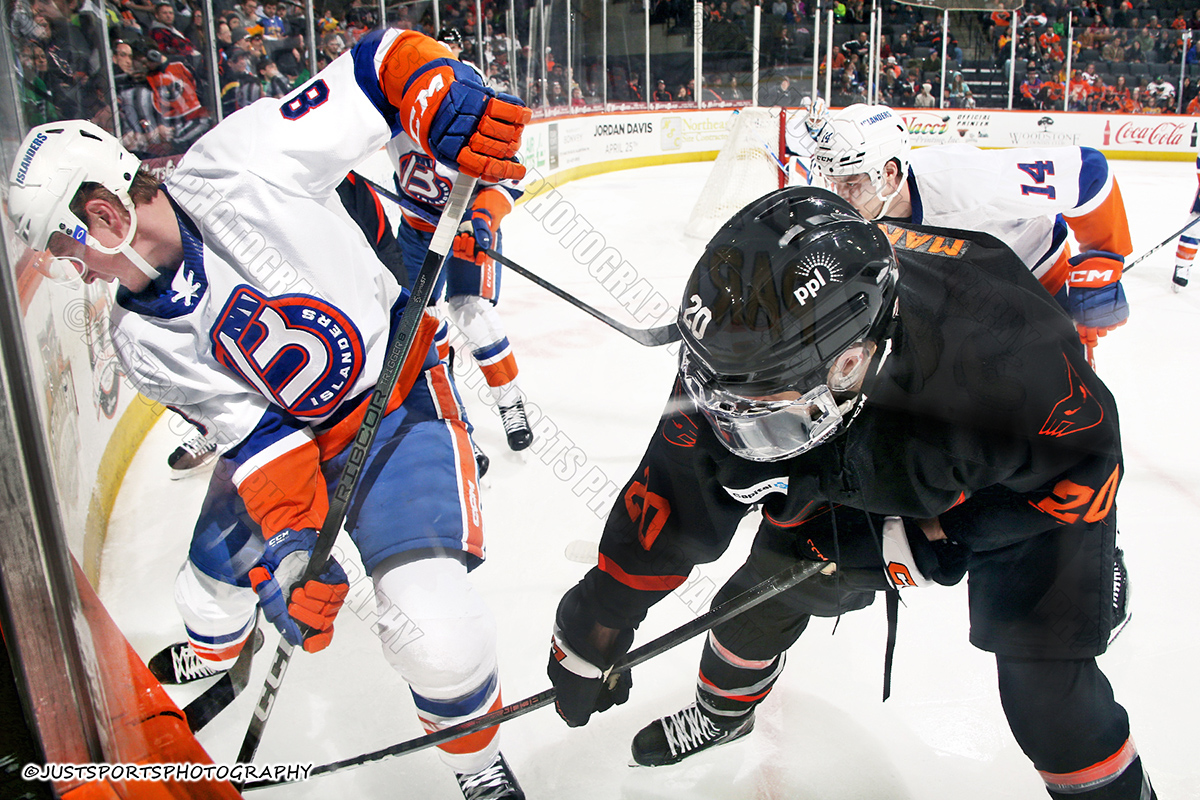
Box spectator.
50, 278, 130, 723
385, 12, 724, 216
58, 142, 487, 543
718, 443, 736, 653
219, 47, 259, 114
143, 48, 210, 150
18, 40, 58, 126
149, 0, 199, 63
653, 79, 673, 102
628, 72, 644, 102
947, 71, 968, 107
727, 75, 744, 101
570, 85, 585, 106
257, 54, 290, 97
773, 75, 799, 106
1019, 69, 1045, 109
894, 67, 919, 107
548, 80, 566, 105
914, 81, 935, 107
317, 30, 345, 70
892, 31, 912, 62
111, 40, 171, 156
259, 0, 284, 37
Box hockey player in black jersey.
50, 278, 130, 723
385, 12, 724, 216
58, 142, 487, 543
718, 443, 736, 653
546, 187, 1153, 799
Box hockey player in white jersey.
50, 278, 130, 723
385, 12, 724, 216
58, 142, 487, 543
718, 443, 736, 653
8, 27, 530, 799
811, 103, 1132, 355
1171, 152, 1200, 291
387, 26, 534, 455
782, 96, 827, 185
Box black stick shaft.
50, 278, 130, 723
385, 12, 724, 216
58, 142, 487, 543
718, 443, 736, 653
1127, 214, 1200, 272
242, 559, 824, 789
234, 173, 479, 767
349, 171, 680, 347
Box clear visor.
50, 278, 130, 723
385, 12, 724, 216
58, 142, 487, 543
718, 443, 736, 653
680, 343, 875, 462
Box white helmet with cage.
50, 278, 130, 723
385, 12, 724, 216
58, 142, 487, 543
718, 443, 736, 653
811, 103, 910, 219
8, 120, 158, 281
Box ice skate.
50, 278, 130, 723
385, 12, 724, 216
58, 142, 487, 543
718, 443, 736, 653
148, 630, 262, 684
454, 752, 525, 800
472, 438, 490, 478
498, 400, 533, 451
168, 430, 217, 478
1173, 264, 1189, 292
630, 702, 755, 767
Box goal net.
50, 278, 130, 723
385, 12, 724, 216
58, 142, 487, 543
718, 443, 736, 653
683, 107, 788, 242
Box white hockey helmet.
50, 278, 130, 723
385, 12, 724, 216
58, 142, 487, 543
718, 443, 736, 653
9, 120, 141, 252
8, 120, 161, 281
812, 104, 910, 217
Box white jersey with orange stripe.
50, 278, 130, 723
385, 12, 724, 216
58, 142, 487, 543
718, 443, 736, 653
905, 144, 1131, 292
109, 29, 470, 537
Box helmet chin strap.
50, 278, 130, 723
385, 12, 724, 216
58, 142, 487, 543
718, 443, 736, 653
869, 176, 904, 221
86, 198, 161, 280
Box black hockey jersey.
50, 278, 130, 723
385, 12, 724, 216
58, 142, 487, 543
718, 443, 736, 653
580, 222, 1123, 631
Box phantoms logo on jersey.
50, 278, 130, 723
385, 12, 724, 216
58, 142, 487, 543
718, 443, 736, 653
212, 287, 365, 417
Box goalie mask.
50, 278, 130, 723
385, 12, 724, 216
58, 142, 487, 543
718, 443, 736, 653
812, 104, 911, 220
678, 186, 899, 462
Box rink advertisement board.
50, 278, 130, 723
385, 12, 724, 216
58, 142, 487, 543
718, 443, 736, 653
520, 108, 739, 182
895, 108, 1200, 157
521, 108, 1200, 189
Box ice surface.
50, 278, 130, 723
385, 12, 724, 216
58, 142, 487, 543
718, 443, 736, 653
100, 159, 1200, 799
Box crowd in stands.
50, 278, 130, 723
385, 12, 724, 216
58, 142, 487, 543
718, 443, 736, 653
11, 0, 1200, 151
9, 0, 527, 156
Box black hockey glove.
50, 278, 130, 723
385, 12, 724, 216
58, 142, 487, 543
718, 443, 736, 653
546, 585, 635, 727
839, 517, 970, 592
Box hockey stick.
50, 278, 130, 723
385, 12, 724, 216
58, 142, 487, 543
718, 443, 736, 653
241, 558, 826, 790
346, 172, 682, 347
182, 618, 258, 732
234, 172, 479, 768
484, 249, 682, 347
1126, 214, 1200, 272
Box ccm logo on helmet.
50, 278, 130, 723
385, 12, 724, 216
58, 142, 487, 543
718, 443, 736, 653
793, 267, 829, 306
14, 132, 48, 185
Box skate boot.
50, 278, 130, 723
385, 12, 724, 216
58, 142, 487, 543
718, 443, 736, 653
498, 400, 533, 451
1173, 264, 1190, 291
631, 702, 755, 767
472, 438, 490, 478
168, 430, 217, 478
454, 752, 525, 800
148, 630, 262, 684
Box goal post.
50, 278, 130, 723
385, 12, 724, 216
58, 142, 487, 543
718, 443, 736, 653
683, 107, 788, 242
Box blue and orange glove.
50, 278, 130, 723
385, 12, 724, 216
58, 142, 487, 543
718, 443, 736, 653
452, 211, 496, 267
451, 190, 510, 267
249, 528, 349, 653
432, 84, 529, 182
1066, 250, 1129, 347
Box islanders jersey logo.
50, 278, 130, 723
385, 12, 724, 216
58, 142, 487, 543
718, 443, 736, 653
212, 287, 364, 417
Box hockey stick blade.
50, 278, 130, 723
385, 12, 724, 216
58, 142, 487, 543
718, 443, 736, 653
241, 559, 824, 790
234, 173, 479, 770
183, 623, 256, 733
485, 249, 681, 346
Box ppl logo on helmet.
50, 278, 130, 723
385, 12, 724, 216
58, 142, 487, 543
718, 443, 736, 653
793, 257, 842, 306
14, 132, 49, 185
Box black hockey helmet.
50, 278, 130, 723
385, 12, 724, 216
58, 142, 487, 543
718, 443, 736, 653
437, 27, 464, 47
678, 186, 899, 460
